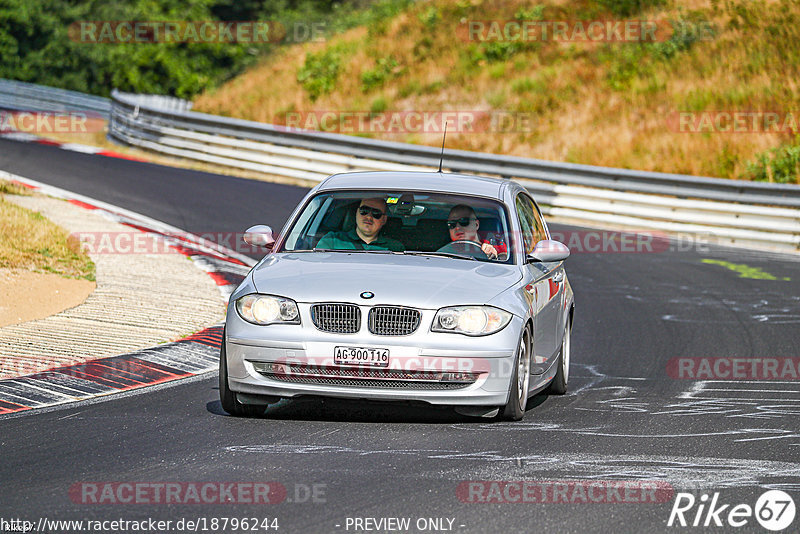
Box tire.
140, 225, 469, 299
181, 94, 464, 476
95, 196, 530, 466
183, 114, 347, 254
547, 318, 571, 395
219, 330, 267, 417
501, 325, 532, 421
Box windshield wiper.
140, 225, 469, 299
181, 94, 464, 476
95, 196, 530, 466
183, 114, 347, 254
402, 251, 478, 261
311, 248, 396, 254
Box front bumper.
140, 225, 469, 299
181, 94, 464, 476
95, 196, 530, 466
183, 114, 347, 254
225, 305, 523, 406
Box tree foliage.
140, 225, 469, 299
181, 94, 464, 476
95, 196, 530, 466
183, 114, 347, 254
0, 0, 359, 97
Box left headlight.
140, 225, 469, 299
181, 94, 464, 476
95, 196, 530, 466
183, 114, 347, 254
235, 294, 300, 325
431, 306, 512, 336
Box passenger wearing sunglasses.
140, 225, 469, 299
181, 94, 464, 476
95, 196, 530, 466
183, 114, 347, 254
316, 197, 404, 252
446, 205, 506, 259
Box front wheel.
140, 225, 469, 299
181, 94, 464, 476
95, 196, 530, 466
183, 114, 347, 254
501, 325, 532, 421
547, 318, 571, 395
219, 330, 267, 417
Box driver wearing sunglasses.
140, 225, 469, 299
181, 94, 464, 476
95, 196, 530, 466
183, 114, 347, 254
447, 205, 506, 259
316, 197, 404, 251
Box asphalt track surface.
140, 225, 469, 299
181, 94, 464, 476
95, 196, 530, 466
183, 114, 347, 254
1, 137, 799, 533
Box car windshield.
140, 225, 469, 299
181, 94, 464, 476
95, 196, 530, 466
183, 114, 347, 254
279, 190, 515, 263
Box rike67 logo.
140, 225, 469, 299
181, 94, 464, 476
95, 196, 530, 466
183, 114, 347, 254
668, 490, 796, 531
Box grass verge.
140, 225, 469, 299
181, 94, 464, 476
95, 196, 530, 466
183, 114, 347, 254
0, 181, 95, 280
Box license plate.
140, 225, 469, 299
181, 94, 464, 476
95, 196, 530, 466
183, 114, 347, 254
334, 346, 390, 367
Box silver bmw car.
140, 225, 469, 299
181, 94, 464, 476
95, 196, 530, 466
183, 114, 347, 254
220, 171, 574, 421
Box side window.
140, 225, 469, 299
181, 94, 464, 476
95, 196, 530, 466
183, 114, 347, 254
530, 200, 547, 242
515, 194, 545, 254
283, 195, 328, 250
515, 195, 535, 254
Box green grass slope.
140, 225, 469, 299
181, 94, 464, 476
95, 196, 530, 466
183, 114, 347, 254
195, 0, 800, 183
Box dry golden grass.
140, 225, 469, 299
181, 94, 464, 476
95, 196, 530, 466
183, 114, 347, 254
194, 0, 800, 182
32, 129, 113, 150
0, 180, 32, 196
0, 183, 95, 280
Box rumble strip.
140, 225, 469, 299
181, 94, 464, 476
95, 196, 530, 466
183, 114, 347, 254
0, 172, 256, 416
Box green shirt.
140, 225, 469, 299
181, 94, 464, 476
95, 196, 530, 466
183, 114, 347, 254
316, 229, 404, 252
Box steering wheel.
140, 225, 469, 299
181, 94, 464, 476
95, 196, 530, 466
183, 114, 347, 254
436, 240, 488, 258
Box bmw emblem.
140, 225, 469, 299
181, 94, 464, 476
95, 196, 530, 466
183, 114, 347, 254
360, 291, 374, 299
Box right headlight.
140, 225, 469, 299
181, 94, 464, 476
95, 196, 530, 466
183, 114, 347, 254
235, 294, 300, 326
431, 306, 512, 336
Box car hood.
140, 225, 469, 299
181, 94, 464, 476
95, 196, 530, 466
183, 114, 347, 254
251, 252, 522, 309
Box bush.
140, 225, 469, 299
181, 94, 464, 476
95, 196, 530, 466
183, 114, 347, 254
418, 6, 440, 29
745, 137, 800, 184
651, 17, 715, 60
599, 14, 712, 91
596, 0, 666, 17
514, 6, 545, 20
601, 45, 650, 90
511, 77, 545, 94
361, 56, 402, 92
398, 80, 420, 98
0, 0, 408, 98
297, 45, 349, 101
481, 41, 522, 62
0, 0, 253, 98
370, 96, 389, 113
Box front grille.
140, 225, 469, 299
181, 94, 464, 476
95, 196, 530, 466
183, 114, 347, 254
368, 306, 421, 336
252, 363, 477, 390
268, 375, 468, 389
311, 303, 360, 333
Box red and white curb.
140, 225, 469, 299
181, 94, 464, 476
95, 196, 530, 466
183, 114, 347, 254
0, 171, 257, 416
0, 130, 145, 161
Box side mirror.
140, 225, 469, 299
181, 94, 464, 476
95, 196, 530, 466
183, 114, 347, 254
243, 225, 275, 249
526, 240, 570, 263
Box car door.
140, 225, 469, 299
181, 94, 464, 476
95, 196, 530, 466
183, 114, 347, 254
516, 193, 561, 367
532, 198, 567, 340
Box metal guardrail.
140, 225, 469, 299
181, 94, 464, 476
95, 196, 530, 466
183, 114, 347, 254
0, 79, 111, 114
108, 90, 800, 250
109, 91, 800, 206
0, 81, 192, 116
1, 79, 797, 250
112, 91, 193, 113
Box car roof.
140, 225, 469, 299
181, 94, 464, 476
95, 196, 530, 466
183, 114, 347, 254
316, 171, 511, 199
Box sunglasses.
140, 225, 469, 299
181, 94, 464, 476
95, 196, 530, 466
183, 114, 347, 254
358, 206, 385, 218
447, 217, 474, 229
